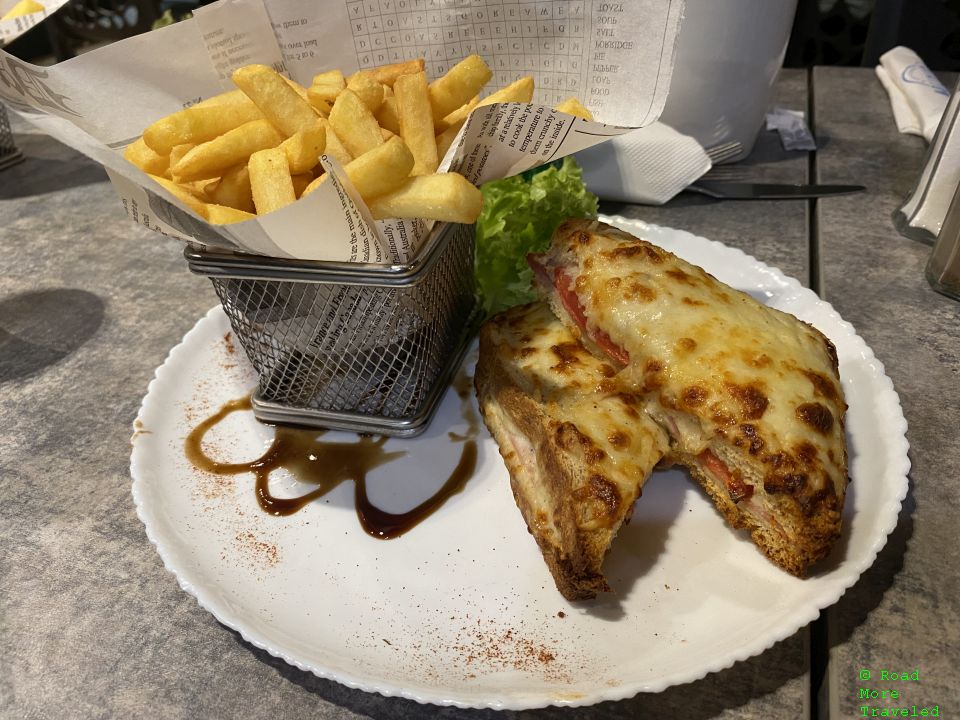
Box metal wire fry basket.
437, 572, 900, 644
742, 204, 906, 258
0, 103, 25, 171
185, 222, 480, 437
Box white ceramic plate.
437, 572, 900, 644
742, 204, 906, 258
131, 216, 909, 710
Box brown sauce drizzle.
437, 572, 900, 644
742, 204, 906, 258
185, 369, 479, 539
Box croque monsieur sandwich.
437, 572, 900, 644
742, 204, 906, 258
476, 219, 849, 599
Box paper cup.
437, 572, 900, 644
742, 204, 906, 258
659, 0, 799, 161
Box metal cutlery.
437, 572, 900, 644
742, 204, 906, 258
704, 140, 744, 165
696, 140, 864, 199
686, 181, 865, 200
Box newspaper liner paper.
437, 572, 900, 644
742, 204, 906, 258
0, 0, 683, 264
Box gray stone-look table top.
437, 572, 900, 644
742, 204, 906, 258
3, 65, 955, 719
812, 66, 960, 719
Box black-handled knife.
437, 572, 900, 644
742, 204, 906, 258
686, 181, 866, 200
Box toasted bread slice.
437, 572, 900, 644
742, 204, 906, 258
476, 302, 670, 600
529, 219, 849, 576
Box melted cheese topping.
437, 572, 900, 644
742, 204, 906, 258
541, 220, 848, 504
486, 302, 670, 525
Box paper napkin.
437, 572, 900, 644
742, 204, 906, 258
575, 122, 711, 205
876, 46, 950, 142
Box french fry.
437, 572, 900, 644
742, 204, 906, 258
143, 94, 264, 155
148, 175, 209, 219
172, 120, 283, 181
346, 72, 386, 112
434, 76, 534, 148
394, 70, 438, 176
318, 119, 353, 167
208, 164, 254, 213
1, 0, 44, 21
123, 138, 169, 177
184, 179, 214, 198
434, 96, 478, 134
232, 64, 318, 137
168, 143, 196, 174
366, 173, 482, 223
428, 55, 492, 125
283, 76, 311, 102
291, 173, 314, 198
308, 70, 346, 102
190, 89, 251, 110
554, 96, 594, 120
342, 136, 415, 200
375, 94, 401, 135
479, 75, 535, 107
305, 72, 341, 115
354, 58, 425, 87
435, 122, 462, 160
306, 96, 332, 116
329, 89, 383, 158
248, 147, 296, 214
280, 119, 327, 173
301, 174, 327, 198
206, 204, 255, 225
199, 178, 220, 196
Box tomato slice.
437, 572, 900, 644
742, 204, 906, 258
552, 268, 629, 365
526, 255, 630, 365
699, 449, 754, 502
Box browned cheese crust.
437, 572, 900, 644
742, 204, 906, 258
475, 302, 670, 600
528, 218, 849, 577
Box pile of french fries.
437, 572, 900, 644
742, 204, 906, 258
124, 55, 593, 228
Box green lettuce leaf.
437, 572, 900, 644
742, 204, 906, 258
474, 157, 598, 315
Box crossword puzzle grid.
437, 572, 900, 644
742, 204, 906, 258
346, 1, 586, 105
